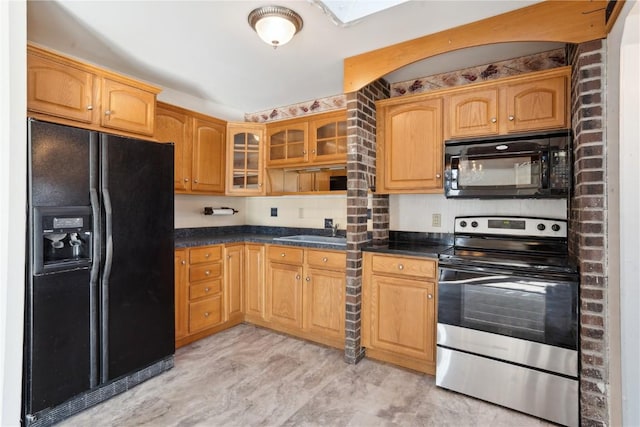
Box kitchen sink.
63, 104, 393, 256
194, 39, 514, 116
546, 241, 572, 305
272, 235, 347, 246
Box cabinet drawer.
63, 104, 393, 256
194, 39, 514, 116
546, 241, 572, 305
371, 254, 436, 279
189, 262, 222, 282
189, 279, 222, 300
306, 250, 346, 270
189, 295, 223, 332
267, 246, 304, 264
190, 246, 222, 264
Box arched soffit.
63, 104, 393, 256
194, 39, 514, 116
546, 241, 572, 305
344, 0, 614, 93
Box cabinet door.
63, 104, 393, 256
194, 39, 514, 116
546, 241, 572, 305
506, 75, 567, 133
266, 121, 309, 166
447, 88, 499, 138
245, 244, 266, 320
224, 245, 244, 322
226, 123, 265, 195
174, 249, 189, 342
310, 112, 347, 164
378, 98, 443, 192
192, 118, 226, 193
369, 275, 435, 363
156, 104, 193, 192
266, 261, 304, 329
27, 53, 96, 124
101, 78, 155, 136
304, 267, 345, 342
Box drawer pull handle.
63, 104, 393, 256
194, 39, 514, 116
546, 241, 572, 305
322, 257, 328, 262
205, 270, 211, 276
205, 253, 210, 258
204, 312, 210, 317
428, 294, 433, 299
398, 264, 404, 270
281, 253, 286, 257
205, 287, 210, 292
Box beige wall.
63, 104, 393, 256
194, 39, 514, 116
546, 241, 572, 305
174, 195, 246, 228
390, 194, 567, 233
246, 196, 347, 231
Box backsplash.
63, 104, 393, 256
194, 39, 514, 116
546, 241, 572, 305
390, 194, 568, 233
390, 48, 566, 97
174, 194, 246, 229
245, 195, 348, 231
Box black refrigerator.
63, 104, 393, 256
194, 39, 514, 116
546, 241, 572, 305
23, 119, 175, 425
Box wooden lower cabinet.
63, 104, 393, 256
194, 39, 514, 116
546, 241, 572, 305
224, 244, 244, 323
362, 252, 437, 375
252, 245, 346, 349
175, 244, 242, 348
244, 244, 266, 322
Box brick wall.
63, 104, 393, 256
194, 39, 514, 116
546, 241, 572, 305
344, 80, 390, 363
568, 39, 610, 426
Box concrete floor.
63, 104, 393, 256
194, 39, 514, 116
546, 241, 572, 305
60, 324, 553, 426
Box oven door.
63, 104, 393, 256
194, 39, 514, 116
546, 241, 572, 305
437, 266, 578, 350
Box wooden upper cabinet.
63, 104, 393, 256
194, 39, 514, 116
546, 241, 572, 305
191, 117, 226, 194
444, 67, 570, 139
226, 122, 265, 195
377, 97, 443, 193
27, 53, 96, 124
101, 78, 155, 136
309, 110, 348, 164
447, 88, 499, 138
155, 102, 192, 192
505, 74, 568, 133
266, 119, 309, 166
27, 43, 160, 138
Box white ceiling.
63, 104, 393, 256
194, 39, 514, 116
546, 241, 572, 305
27, 0, 562, 119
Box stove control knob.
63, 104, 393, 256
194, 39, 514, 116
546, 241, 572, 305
552, 224, 561, 232
471, 221, 478, 228
537, 223, 546, 231
460, 221, 467, 228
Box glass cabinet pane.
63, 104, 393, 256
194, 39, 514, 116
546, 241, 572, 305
229, 128, 262, 192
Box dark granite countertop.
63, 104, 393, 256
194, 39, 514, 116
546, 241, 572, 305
174, 226, 348, 250
362, 231, 453, 258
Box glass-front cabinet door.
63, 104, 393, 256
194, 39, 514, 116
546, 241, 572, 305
266, 119, 308, 166
310, 110, 347, 164
226, 123, 265, 195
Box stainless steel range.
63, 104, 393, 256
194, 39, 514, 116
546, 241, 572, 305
436, 216, 579, 427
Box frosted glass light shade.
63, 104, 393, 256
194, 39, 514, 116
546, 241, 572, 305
248, 6, 303, 48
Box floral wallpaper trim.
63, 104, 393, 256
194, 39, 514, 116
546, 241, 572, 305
390, 48, 566, 97
245, 94, 347, 123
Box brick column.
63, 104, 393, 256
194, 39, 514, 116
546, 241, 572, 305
568, 40, 610, 426
344, 80, 390, 364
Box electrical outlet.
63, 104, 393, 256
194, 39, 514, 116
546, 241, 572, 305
270, 207, 278, 217
432, 213, 441, 227
324, 218, 333, 229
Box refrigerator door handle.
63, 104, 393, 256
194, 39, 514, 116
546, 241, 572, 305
89, 187, 100, 388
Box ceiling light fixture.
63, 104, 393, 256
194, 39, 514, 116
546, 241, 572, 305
248, 5, 303, 49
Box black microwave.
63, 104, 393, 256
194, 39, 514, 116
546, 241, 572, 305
444, 130, 571, 199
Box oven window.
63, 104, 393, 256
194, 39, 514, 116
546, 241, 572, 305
438, 268, 578, 350
457, 155, 540, 188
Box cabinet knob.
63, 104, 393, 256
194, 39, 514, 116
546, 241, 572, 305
204, 312, 210, 317
205, 270, 211, 276
398, 264, 404, 270
322, 257, 328, 262
508, 115, 515, 121
281, 253, 286, 257
311, 149, 316, 154
205, 287, 210, 292
194, 179, 199, 183
428, 294, 433, 299
490, 117, 497, 123
296, 274, 301, 280
228, 255, 232, 259
258, 183, 263, 187
205, 253, 210, 258
184, 178, 190, 182
302, 150, 307, 155
436, 173, 441, 179
104, 110, 112, 116
87, 105, 93, 111
305, 276, 311, 282
181, 260, 186, 265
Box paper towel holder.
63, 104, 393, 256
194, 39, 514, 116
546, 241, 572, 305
203, 207, 238, 216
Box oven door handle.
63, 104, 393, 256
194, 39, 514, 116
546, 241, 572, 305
439, 267, 549, 292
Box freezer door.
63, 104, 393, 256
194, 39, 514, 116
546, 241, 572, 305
100, 134, 175, 382
26, 270, 92, 414
28, 119, 93, 207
